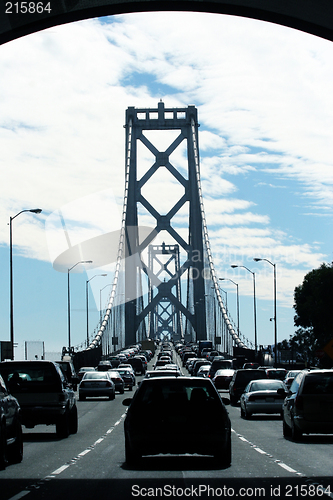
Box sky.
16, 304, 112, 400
0, 12, 332, 359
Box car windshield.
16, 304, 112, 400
83, 372, 108, 379
249, 380, 284, 392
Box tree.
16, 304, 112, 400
292, 262, 333, 365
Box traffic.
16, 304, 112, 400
0, 341, 332, 500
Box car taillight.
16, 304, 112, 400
295, 395, 303, 410
106, 381, 112, 387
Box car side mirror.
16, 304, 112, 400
122, 398, 132, 406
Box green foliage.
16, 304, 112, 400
292, 262, 333, 365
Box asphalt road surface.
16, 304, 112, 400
1, 358, 332, 500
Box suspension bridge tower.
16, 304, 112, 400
124, 102, 207, 346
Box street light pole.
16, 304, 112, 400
86, 274, 107, 347
68, 260, 92, 353
9, 208, 42, 360
231, 265, 257, 352
219, 277, 239, 336
254, 258, 277, 367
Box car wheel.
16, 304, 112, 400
283, 418, 292, 438
56, 410, 70, 439
240, 406, 245, 419
243, 406, 251, 419
0, 419, 8, 470
129, 386, 133, 391
230, 395, 237, 406
109, 391, 115, 400
69, 405, 78, 434
214, 435, 231, 467
120, 388, 125, 394
125, 436, 141, 465
291, 418, 302, 441
7, 420, 23, 464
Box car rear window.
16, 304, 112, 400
302, 373, 333, 395
2, 363, 62, 392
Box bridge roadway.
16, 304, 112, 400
1, 350, 332, 500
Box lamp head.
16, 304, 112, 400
30, 208, 42, 214
230, 265, 238, 269
253, 258, 261, 262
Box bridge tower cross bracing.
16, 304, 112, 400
124, 102, 207, 346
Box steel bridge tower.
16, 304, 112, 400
124, 102, 207, 346
148, 243, 183, 341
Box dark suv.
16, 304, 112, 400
0, 360, 78, 439
0, 373, 23, 468
123, 376, 231, 466
229, 369, 267, 405
282, 369, 333, 440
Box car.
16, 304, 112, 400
196, 365, 211, 378
117, 368, 136, 391
283, 369, 302, 389
0, 360, 78, 439
208, 358, 233, 379
240, 379, 287, 419
144, 370, 180, 378
122, 376, 231, 466
79, 371, 116, 400
229, 369, 267, 405
154, 359, 172, 369
97, 360, 113, 371
107, 370, 125, 393
126, 357, 145, 375
55, 360, 79, 390
243, 362, 260, 369
77, 366, 96, 382
207, 350, 221, 362
191, 359, 211, 376
107, 357, 121, 368
282, 369, 333, 441
265, 368, 287, 381
212, 369, 235, 390
0, 373, 23, 468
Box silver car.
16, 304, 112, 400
79, 371, 115, 401
240, 379, 287, 418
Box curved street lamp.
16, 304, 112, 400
68, 260, 92, 353
254, 257, 277, 367
9, 208, 42, 360
231, 264, 257, 352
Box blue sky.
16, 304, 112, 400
0, 12, 333, 359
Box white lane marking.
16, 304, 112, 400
8, 492, 31, 500
254, 447, 266, 454
7, 413, 127, 500
52, 464, 70, 475
78, 449, 91, 456
232, 428, 304, 476
278, 462, 298, 473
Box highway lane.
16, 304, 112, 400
1, 357, 332, 500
